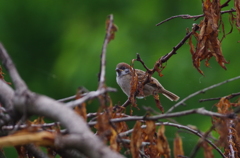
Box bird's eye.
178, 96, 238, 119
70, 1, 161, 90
120, 66, 125, 70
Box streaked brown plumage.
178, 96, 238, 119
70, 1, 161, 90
116, 62, 179, 101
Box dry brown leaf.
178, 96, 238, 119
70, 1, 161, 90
130, 121, 142, 158
213, 97, 240, 156
235, 0, 240, 28
112, 113, 128, 134
0, 130, 55, 147
106, 15, 118, 43
110, 113, 129, 151
95, 112, 111, 140
154, 63, 165, 78
173, 133, 184, 158
202, 141, 214, 158
47, 147, 57, 158
189, 0, 229, 75
153, 93, 164, 113
32, 116, 45, 125
156, 125, 171, 158
109, 127, 118, 151
143, 120, 156, 143
15, 146, 27, 158
213, 97, 231, 147
142, 121, 159, 158
130, 66, 138, 108
215, 97, 232, 114
95, 109, 124, 151
74, 87, 87, 121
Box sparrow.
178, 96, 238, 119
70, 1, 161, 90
115, 62, 179, 101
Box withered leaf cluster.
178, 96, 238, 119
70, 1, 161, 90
129, 121, 186, 158
235, 0, 240, 28
213, 97, 240, 157
189, 0, 229, 75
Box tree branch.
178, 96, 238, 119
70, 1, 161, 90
0, 43, 124, 158
65, 87, 116, 108
88, 107, 232, 126
156, 9, 236, 26
98, 14, 114, 89
166, 75, 240, 113
0, 43, 27, 92
199, 92, 240, 102
24, 144, 49, 158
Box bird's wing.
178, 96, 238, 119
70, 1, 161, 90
135, 69, 163, 89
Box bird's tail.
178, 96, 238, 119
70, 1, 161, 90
162, 89, 179, 101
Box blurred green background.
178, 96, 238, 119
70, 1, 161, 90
0, 0, 239, 157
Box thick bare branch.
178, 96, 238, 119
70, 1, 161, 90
0, 80, 14, 110
0, 43, 124, 158
55, 134, 124, 158
0, 43, 27, 92
12, 90, 123, 158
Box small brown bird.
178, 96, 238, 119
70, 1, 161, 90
115, 62, 179, 101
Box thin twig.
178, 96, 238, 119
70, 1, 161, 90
189, 125, 216, 158
221, 0, 232, 8
160, 24, 199, 64
98, 14, 114, 89
130, 25, 199, 107
134, 23, 199, 84
65, 87, 116, 108
2, 122, 60, 130
58, 95, 76, 102
166, 75, 240, 113
156, 9, 236, 26
119, 139, 150, 147
121, 99, 131, 108
88, 107, 231, 126
199, 92, 240, 102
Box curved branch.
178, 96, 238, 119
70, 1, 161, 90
156, 9, 236, 26
0, 43, 27, 92
166, 75, 240, 113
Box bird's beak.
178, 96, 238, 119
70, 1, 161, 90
115, 68, 122, 73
